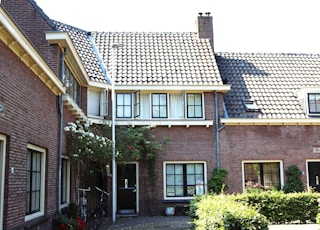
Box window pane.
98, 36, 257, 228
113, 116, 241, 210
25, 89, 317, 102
159, 106, 167, 117
124, 106, 131, 117
195, 107, 202, 117
167, 175, 174, 185
187, 175, 195, 185
187, 186, 195, 196
194, 95, 202, 105
175, 175, 183, 185
167, 186, 175, 196
152, 94, 159, 105
117, 94, 124, 105
175, 186, 184, 196
187, 164, 195, 174
166, 165, 174, 174
175, 165, 183, 174
124, 94, 131, 104
160, 94, 167, 105
195, 164, 203, 174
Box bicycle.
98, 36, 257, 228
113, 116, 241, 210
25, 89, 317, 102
87, 186, 110, 230
78, 187, 91, 223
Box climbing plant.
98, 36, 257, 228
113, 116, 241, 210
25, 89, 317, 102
64, 121, 168, 183
207, 168, 228, 194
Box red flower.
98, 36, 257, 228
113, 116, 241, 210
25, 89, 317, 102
60, 223, 66, 230
127, 145, 133, 149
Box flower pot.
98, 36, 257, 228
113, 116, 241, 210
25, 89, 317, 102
165, 206, 175, 216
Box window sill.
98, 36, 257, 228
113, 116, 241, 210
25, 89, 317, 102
115, 119, 213, 127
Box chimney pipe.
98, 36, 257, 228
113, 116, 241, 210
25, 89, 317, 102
196, 12, 214, 50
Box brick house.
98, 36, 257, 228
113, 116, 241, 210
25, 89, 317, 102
2, 0, 320, 228
50, 13, 229, 218
216, 52, 320, 193
57, 12, 320, 218
0, 1, 108, 229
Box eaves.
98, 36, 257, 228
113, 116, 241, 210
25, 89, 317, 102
220, 118, 320, 126
0, 6, 65, 95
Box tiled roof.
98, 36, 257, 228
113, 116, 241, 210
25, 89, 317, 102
216, 52, 320, 118
53, 21, 107, 83
92, 32, 222, 86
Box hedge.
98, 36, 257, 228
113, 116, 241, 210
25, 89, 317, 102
236, 191, 320, 224
190, 191, 320, 229
190, 195, 268, 230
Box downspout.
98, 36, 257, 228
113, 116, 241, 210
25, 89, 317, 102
58, 48, 67, 212
215, 91, 225, 170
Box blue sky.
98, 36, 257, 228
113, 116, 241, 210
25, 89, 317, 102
36, 0, 320, 54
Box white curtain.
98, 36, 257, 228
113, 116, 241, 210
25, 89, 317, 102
140, 93, 150, 118
170, 94, 184, 118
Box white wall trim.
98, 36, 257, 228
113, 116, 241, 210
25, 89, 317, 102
0, 134, 6, 229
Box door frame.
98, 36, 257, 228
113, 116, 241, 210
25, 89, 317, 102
116, 162, 139, 215
0, 134, 6, 229
306, 159, 320, 191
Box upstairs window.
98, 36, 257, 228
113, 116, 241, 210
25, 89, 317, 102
308, 93, 320, 114
116, 93, 132, 118
152, 93, 167, 118
187, 94, 203, 118
64, 65, 81, 105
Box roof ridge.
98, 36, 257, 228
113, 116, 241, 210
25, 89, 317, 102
215, 52, 320, 57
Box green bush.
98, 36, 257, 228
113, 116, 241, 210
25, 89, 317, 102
236, 191, 320, 224
283, 165, 304, 193
191, 195, 268, 230
207, 168, 228, 194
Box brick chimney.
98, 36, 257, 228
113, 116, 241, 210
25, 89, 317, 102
196, 12, 214, 50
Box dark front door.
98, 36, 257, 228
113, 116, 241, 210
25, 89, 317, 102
308, 162, 320, 192
117, 164, 137, 215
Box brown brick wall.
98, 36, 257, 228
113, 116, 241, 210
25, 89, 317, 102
2, 0, 61, 77
219, 125, 320, 193
0, 39, 59, 229
138, 123, 216, 215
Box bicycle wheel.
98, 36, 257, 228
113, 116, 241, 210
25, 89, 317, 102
86, 208, 104, 230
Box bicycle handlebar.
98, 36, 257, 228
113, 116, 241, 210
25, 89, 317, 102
78, 187, 91, 192
95, 186, 110, 195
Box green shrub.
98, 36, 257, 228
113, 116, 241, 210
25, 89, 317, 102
207, 168, 228, 194
191, 195, 268, 230
236, 191, 319, 224
283, 165, 304, 193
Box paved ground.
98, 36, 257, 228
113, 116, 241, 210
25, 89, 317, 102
99, 216, 320, 230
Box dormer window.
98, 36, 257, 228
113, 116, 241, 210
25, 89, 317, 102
308, 93, 320, 114
243, 99, 260, 112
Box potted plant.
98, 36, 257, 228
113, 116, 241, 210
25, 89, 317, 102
165, 205, 175, 216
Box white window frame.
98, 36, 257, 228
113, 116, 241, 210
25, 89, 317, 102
163, 161, 207, 200
25, 144, 46, 222
186, 93, 204, 118
0, 134, 6, 229
242, 160, 284, 192
307, 93, 320, 115
60, 157, 70, 209
116, 93, 133, 118
296, 88, 320, 116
